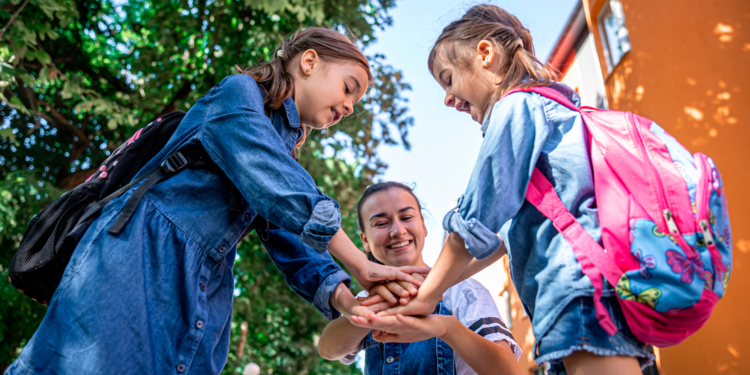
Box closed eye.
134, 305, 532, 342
345, 84, 351, 95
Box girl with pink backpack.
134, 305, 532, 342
352, 5, 733, 375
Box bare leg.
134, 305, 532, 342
562, 351, 641, 375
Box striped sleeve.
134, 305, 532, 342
444, 279, 522, 360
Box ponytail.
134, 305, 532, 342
236, 27, 373, 149
428, 5, 557, 105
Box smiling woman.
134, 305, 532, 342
318, 182, 522, 375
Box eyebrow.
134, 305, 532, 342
368, 207, 416, 222
348, 75, 362, 94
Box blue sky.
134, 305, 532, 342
368, 0, 579, 266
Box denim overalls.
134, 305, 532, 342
363, 301, 455, 375
5, 75, 351, 375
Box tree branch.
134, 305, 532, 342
0, 0, 30, 40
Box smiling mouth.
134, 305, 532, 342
330, 107, 341, 123
387, 240, 412, 250
455, 100, 472, 116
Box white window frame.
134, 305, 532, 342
598, 0, 632, 74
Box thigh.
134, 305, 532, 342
562, 351, 641, 375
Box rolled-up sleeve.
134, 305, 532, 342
443, 93, 551, 259
261, 222, 352, 320
200, 74, 340, 252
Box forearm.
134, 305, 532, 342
318, 317, 371, 360
456, 240, 506, 283
328, 229, 368, 280
416, 232, 475, 305
439, 317, 521, 375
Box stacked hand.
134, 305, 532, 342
349, 272, 445, 343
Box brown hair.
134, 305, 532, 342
428, 5, 557, 108
355, 182, 424, 264
236, 27, 373, 148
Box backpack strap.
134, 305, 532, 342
107, 145, 210, 235
504, 86, 580, 112
525, 167, 621, 336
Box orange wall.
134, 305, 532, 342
583, 1, 750, 374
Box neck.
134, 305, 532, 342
383, 256, 429, 269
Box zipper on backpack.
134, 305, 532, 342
629, 113, 702, 262
629, 114, 672, 232
663, 209, 680, 235
699, 220, 715, 246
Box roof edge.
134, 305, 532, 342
546, 0, 587, 72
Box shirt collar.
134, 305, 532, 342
282, 97, 301, 129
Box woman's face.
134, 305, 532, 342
359, 188, 427, 267
292, 50, 369, 130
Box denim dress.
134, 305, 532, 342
362, 301, 454, 375
442, 84, 652, 370
5, 75, 351, 375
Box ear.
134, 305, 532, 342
299, 49, 319, 77
476, 40, 495, 68
360, 231, 371, 253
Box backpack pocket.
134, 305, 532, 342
694, 153, 732, 298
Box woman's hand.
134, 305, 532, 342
359, 314, 457, 343
361, 273, 425, 306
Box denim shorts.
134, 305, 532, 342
535, 296, 655, 375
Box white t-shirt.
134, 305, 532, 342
340, 278, 521, 375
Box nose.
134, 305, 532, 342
444, 92, 456, 108
390, 221, 407, 238
342, 100, 353, 117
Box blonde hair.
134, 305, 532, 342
428, 5, 557, 110
237, 27, 373, 149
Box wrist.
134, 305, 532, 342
330, 283, 355, 317
437, 316, 460, 341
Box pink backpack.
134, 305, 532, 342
504, 87, 733, 347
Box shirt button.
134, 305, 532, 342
218, 245, 226, 253
244, 212, 252, 221
177, 363, 185, 373
386, 356, 395, 364
199, 283, 206, 291
196, 320, 204, 329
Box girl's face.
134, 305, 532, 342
434, 41, 500, 124
292, 50, 369, 130
359, 188, 428, 268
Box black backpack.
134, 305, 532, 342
8, 111, 244, 304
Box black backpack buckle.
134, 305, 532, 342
161, 152, 188, 174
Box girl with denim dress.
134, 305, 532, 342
319, 182, 522, 375
4, 27, 426, 375
352, 6, 655, 375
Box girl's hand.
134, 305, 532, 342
362, 314, 456, 343
354, 263, 429, 292
377, 294, 438, 318
361, 273, 425, 306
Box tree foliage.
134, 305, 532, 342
0, 0, 412, 372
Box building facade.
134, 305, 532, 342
496, 0, 748, 373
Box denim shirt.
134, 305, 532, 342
442, 83, 611, 343
361, 301, 455, 375
5, 75, 350, 375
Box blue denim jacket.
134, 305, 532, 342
5, 75, 350, 375
443, 84, 612, 344
362, 301, 454, 375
